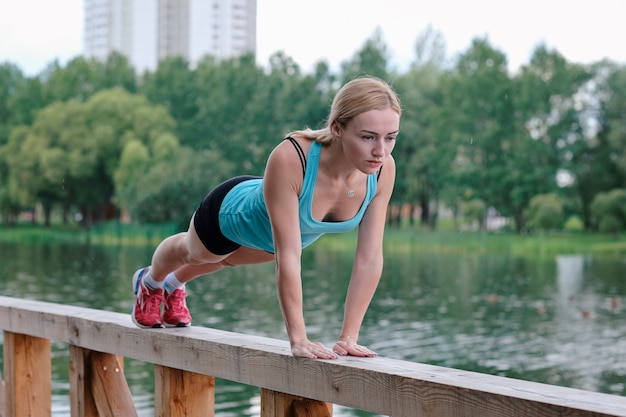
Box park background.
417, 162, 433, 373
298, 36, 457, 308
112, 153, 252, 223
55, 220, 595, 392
1, 26, 626, 233
1, 23, 626, 417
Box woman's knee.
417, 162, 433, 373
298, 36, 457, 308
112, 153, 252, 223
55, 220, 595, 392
181, 228, 225, 265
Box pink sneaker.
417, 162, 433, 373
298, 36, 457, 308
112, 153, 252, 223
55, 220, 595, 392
131, 267, 165, 328
163, 288, 192, 327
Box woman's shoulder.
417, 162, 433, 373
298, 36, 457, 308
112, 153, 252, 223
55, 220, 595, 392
285, 133, 316, 151
266, 136, 312, 174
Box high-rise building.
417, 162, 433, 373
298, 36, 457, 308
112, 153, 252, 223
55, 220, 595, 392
83, 0, 256, 73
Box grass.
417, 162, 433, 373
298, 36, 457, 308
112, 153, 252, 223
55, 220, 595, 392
1, 221, 625, 257
0, 221, 179, 247
321, 227, 626, 258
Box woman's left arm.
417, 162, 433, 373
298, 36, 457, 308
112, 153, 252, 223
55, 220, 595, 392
333, 156, 396, 357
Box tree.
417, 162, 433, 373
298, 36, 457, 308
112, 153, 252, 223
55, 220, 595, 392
340, 28, 391, 82
462, 199, 487, 230
502, 45, 591, 232
126, 146, 234, 229
440, 38, 516, 227
394, 55, 446, 227
4, 89, 176, 227
602, 64, 626, 176
590, 189, 626, 235
6, 75, 50, 127
525, 193, 565, 231
0, 64, 25, 224
412, 24, 447, 69
0, 63, 24, 145
140, 56, 198, 148
191, 53, 268, 173
568, 61, 624, 228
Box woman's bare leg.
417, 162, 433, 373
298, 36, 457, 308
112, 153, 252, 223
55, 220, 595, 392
149, 214, 229, 281
172, 246, 275, 282
150, 214, 275, 283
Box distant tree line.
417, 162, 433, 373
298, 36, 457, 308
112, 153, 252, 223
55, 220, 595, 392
0, 28, 625, 234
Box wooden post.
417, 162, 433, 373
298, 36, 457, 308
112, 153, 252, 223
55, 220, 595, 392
1, 371, 6, 417
154, 365, 215, 417
90, 351, 137, 417
3, 331, 51, 417
261, 389, 332, 417
69, 346, 98, 417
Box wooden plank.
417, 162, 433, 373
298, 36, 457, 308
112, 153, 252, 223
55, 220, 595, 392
1, 295, 626, 417
90, 351, 137, 417
261, 389, 332, 417
1, 370, 5, 417
69, 346, 98, 417
3, 331, 51, 417
154, 365, 215, 417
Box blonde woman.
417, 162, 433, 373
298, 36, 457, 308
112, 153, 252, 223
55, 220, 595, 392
132, 77, 401, 359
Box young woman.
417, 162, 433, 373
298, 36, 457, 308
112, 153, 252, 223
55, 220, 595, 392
131, 77, 402, 359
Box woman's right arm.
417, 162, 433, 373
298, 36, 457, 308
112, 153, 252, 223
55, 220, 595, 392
263, 140, 338, 359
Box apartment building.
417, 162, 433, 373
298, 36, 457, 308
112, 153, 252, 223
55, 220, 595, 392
83, 0, 256, 73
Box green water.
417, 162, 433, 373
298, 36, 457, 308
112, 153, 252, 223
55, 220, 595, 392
0, 240, 625, 416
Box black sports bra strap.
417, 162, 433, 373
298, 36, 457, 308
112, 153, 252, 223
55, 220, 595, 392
284, 136, 382, 182
284, 136, 306, 177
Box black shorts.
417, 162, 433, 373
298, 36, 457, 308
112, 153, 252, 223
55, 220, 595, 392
193, 175, 261, 255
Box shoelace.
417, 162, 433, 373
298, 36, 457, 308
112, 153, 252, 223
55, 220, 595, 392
144, 288, 164, 313
167, 291, 186, 310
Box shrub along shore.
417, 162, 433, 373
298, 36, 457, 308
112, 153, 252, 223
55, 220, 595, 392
1, 222, 624, 258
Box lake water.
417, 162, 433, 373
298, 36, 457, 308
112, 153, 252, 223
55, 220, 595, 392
0, 238, 625, 416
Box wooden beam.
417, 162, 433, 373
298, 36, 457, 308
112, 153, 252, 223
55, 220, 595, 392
261, 389, 332, 417
154, 365, 215, 417
69, 346, 99, 417
2, 296, 626, 417
1, 370, 6, 417
3, 331, 51, 417
90, 351, 137, 417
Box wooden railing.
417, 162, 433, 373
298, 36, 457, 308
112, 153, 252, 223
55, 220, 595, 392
1, 294, 625, 417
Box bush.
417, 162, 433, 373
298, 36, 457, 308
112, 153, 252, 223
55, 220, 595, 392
525, 193, 564, 231
590, 189, 626, 234
563, 215, 584, 232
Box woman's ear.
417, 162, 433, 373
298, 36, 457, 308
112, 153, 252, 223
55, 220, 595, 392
330, 121, 342, 138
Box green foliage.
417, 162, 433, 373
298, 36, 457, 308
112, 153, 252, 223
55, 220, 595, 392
341, 28, 391, 81
1, 34, 625, 233
525, 193, 564, 231
603, 63, 626, 175
393, 40, 446, 227
591, 189, 626, 234
462, 199, 487, 227
3, 89, 176, 226
126, 147, 234, 229
563, 215, 584, 232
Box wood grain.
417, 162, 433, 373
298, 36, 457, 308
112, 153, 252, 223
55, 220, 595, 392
1, 295, 625, 417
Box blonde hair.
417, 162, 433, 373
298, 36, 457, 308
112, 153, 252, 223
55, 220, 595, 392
287, 77, 402, 144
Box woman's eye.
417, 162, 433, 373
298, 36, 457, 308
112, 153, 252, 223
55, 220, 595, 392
363, 135, 374, 140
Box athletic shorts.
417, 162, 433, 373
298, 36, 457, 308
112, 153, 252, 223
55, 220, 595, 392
193, 175, 260, 255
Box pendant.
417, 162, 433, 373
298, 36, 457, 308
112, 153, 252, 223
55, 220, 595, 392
347, 189, 356, 198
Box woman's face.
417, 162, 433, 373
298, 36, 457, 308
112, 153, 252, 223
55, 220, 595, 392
335, 108, 400, 174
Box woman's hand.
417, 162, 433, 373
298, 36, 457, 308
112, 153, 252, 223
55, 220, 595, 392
291, 339, 339, 359
332, 336, 377, 358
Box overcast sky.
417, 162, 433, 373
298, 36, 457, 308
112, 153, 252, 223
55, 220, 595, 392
1, 0, 624, 76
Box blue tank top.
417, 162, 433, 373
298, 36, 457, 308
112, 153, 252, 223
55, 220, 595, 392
218, 141, 378, 253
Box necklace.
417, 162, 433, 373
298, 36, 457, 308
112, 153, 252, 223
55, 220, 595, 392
343, 181, 356, 198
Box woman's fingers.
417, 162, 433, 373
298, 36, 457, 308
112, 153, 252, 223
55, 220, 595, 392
292, 340, 339, 359
333, 340, 377, 357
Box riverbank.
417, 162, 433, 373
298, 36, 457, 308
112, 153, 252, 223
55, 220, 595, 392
1, 222, 624, 257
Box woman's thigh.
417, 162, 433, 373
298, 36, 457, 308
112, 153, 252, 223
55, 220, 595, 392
222, 246, 275, 266
183, 214, 231, 264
